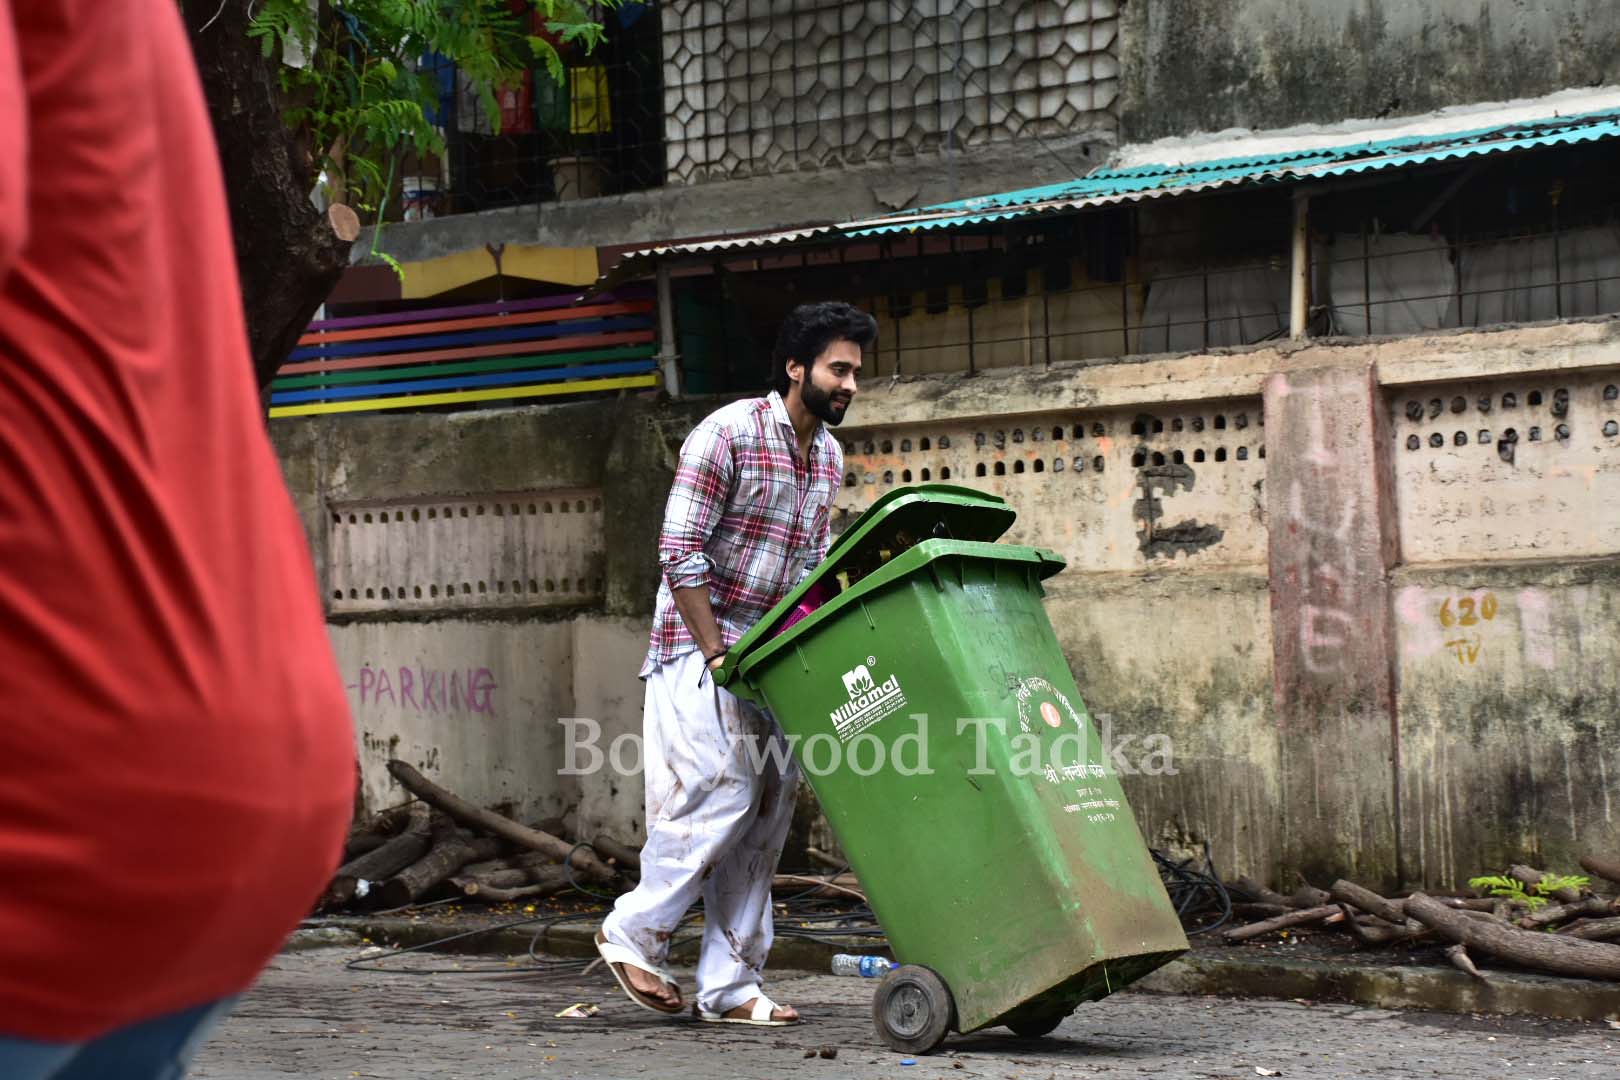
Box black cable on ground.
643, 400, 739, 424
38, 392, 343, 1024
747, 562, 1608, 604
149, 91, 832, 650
1152, 840, 1232, 935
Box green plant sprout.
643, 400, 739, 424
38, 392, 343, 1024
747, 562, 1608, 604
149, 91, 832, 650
1468, 872, 1589, 912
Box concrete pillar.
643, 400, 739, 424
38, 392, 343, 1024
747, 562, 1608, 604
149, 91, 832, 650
655, 263, 682, 398
1264, 363, 1402, 888
1289, 191, 1310, 340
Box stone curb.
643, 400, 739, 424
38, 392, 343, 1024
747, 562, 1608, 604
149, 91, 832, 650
1134, 953, 1620, 1022
299, 918, 1620, 1023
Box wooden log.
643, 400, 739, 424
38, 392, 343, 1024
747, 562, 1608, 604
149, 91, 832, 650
1291, 885, 1333, 908
460, 851, 558, 878
385, 760, 616, 884
372, 825, 503, 910
1508, 864, 1583, 904
1331, 880, 1407, 925
1403, 892, 1620, 979
1341, 906, 1421, 946
1232, 876, 1294, 908
1520, 896, 1617, 929
323, 803, 432, 908
342, 801, 422, 861
1579, 854, 1620, 888
1435, 897, 1502, 912
1445, 944, 1488, 980
772, 874, 865, 902
805, 847, 844, 870
455, 880, 566, 903
453, 864, 571, 899
1563, 916, 1620, 942
1224, 904, 1340, 942
591, 834, 642, 872
454, 864, 571, 896
342, 832, 389, 861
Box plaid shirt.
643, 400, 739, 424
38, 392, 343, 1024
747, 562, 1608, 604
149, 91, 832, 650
642, 391, 842, 675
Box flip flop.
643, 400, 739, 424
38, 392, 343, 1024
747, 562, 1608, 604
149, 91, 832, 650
595, 931, 683, 1015
694, 994, 799, 1026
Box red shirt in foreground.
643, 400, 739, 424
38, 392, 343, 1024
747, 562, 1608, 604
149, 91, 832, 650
0, 0, 355, 1041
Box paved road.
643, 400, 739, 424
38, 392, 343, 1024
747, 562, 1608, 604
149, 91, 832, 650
191, 946, 1617, 1079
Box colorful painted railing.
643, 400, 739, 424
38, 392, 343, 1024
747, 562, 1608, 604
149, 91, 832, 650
268, 291, 659, 418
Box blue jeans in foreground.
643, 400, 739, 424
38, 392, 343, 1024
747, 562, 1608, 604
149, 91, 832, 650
0, 997, 235, 1080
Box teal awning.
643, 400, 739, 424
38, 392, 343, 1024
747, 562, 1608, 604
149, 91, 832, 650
840, 106, 1620, 237
590, 102, 1620, 292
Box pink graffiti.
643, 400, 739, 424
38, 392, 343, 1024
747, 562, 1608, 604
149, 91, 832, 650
347, 664, 497, 715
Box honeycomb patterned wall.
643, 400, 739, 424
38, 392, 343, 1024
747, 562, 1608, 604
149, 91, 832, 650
660, 0, 1121, 185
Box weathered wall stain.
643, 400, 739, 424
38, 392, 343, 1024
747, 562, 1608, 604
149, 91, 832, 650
1118, 0, 1620, 142
1132, 463, 1226, 559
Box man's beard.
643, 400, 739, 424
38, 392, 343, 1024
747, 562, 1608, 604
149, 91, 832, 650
801, 377, 851, 426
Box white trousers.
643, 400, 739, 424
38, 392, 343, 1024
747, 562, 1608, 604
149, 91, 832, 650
601, 650, 801, 1014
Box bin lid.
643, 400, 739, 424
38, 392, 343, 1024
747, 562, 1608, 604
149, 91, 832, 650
732, 537, 1066, 690
822, 483, 1015, 565
715, 484, 1017, 687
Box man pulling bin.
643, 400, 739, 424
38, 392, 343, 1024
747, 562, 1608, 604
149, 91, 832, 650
595, 301, 875, 1025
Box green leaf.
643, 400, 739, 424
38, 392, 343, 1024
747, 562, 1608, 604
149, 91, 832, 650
376, 251, 406, 285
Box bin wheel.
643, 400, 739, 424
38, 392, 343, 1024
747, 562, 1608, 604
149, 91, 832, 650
1005, 1011, 1066, 1039
872, 964, 954, 1055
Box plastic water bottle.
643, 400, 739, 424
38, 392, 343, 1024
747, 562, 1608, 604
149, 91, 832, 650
831, 954, 894, 977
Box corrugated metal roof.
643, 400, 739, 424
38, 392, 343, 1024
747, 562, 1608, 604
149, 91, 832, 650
587, 226, 840, 293
591, 104, 1620, 289
841, 107, 1620, 236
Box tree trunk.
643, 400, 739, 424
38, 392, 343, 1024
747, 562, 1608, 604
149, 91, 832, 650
1580, 854, 1620, 888
1444, 944, 1488, 980
453, 879, 571, 903
459, 851, 556, 878
1563, 917, 1620, 942
1330, 879, 1408, 925
373, 826, 503, 910
343, 802, 423, 861
1520, 896, 1617, 928
1232, 876, 1294, 908
591, 835, 643, 872
322, 803, 432, 908
1404, 893, 1620, 979
386, 760, 618, 885
1223, 904, 1341, 942
180, 2, 352, 390
1508, 864, 1583, 904
456, 864, 572, 894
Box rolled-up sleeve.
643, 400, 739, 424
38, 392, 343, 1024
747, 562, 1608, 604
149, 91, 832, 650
0, 0, 28, 281
659, 420, 733, 590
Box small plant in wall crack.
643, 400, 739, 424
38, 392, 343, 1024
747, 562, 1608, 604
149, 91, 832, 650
1468, 872, 1590, 913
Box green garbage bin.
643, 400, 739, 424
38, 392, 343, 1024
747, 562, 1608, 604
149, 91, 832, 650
716, 485, 1188, 1053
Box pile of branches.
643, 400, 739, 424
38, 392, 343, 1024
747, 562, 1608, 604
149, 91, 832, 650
320, 760, 863, 913
1220, 858, 1620, 981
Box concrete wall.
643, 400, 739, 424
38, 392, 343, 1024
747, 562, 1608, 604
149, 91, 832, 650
660, 0, 1120, 184
1117, 0, 1620, 142
272, 318, 1620, 889
365, 133, 1104, 265
271, 397, 712, 842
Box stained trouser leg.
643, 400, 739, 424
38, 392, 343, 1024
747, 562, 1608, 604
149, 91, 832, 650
600, 651, 762, 972
693, 706, 803, 1016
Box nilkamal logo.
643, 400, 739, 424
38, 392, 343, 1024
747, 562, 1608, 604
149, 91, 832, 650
830, 661, 906, 742
842, 664, 875, 696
